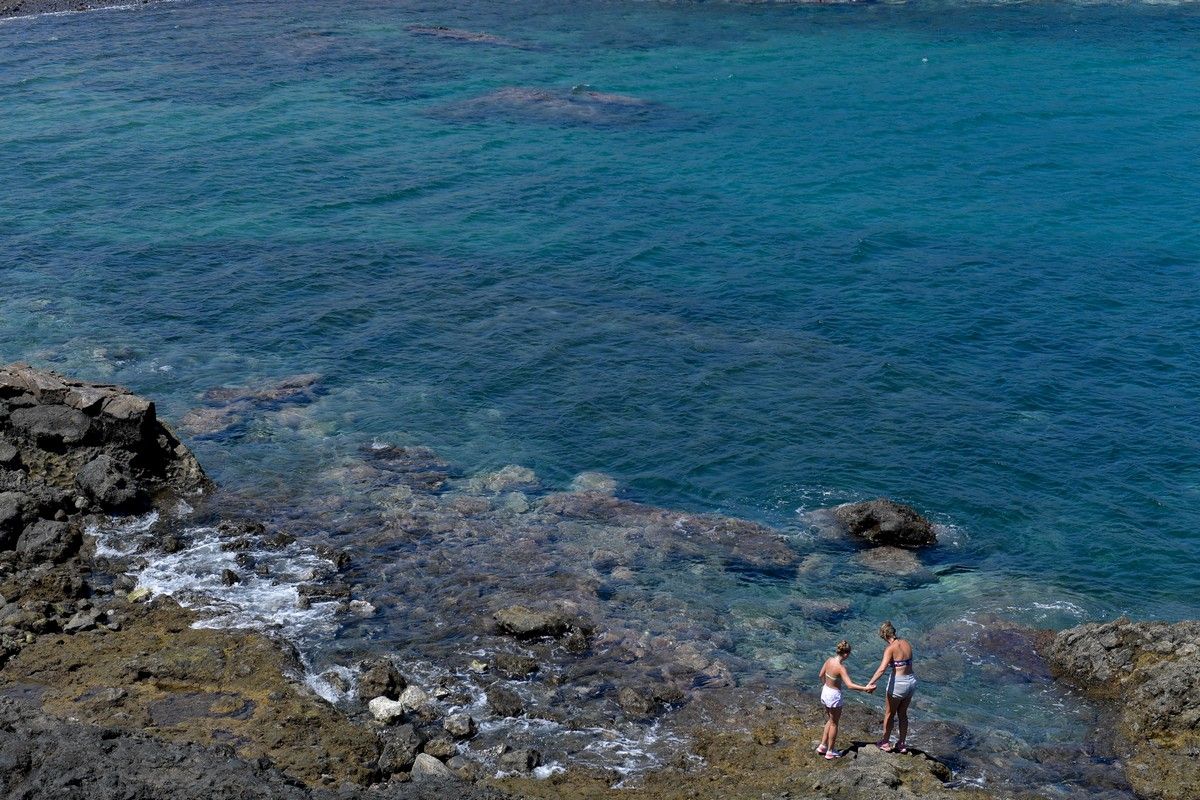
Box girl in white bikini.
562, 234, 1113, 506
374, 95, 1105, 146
865, 620, 917, 753
817, 640, 875, 759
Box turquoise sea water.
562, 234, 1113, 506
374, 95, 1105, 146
3, 0, 1200, 791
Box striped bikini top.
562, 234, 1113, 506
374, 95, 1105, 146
891, 657, 912, 668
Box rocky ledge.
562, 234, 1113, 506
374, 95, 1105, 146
1043, 618, 1200, 800
1, 363, 207, 667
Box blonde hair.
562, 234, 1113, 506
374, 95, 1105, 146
879, 621, 897, 641
835, 640, 852, 656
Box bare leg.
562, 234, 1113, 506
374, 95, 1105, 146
896, 695, 913, 747
828, 706, 842, 752
881, 693, 897, 745
820, 707, 834, 750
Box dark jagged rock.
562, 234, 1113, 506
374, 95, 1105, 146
16, 519, 80, 564
76, 453, 146, 512
494, 653, 539, 679
378, 723, 425, 775
616, 686, 659, 716
833, 498, 937, 548
1043, 617, 1200, 800
443, 713, 477, 740
497, 746, 541, 773
0, 363, 208, 515
487, 686, 524, 718
358, 658, 406, 702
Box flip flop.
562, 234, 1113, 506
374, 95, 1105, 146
824, 749, 842, 760
816, 745, 827, 755
895, 742, 909, 754
876, 740, 893, 752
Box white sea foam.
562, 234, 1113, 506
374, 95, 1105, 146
91, 518, 341, 643
304, 662, 357, 704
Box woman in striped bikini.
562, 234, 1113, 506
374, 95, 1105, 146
866, 620, 917, 753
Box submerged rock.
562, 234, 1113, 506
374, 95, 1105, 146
467, 464, 538, 495
406, 24, 530, 49
437, 86, 660, 127
833, 498, 937, 548
1044, 617, 1200, 800
570, 471, 617, 495
494, 652, 539, 679
181, 373, 322, 437
493, 604, 590, 640
854, 545, 936, 583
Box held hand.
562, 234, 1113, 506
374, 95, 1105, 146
865, 683, 877, 694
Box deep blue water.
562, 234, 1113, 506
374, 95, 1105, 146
2, 0, 1200, 786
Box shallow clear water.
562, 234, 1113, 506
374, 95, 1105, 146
3, 0, 1199, 792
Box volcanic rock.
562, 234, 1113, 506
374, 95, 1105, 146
368, 696, 406, 724
487, 686, 524, 718
421, 735, 458, 760
1043, 617, 1200, 800
410, 752, 457, 782
378, 723, 424, 774
358, 658, 406, 702
494, 605, 586, 640
443, 712, 477, 739
75, 454, 146, 511
833, 499, 937, 548
497, 746, 542, 773
494, 652, 539, 679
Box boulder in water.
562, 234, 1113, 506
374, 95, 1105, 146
833, 498, 937, 548
357, 658, 405, 702
493, 604, 590, 640
443, 712, 477, 739
494, 652, 539, 679
497, 746, 541, 774
487, 686, 524, 718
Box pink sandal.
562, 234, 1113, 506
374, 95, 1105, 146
816, 744, 827, 755
824, 749, 842, 760
876, 740, 893, 752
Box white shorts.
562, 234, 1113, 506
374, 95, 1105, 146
888, 673, 917, 700
821, 685, 843, 709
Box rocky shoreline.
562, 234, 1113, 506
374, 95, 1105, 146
1, 363, 1194, 799
0, 0, 159, 21
1042, 619, 1200, 800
